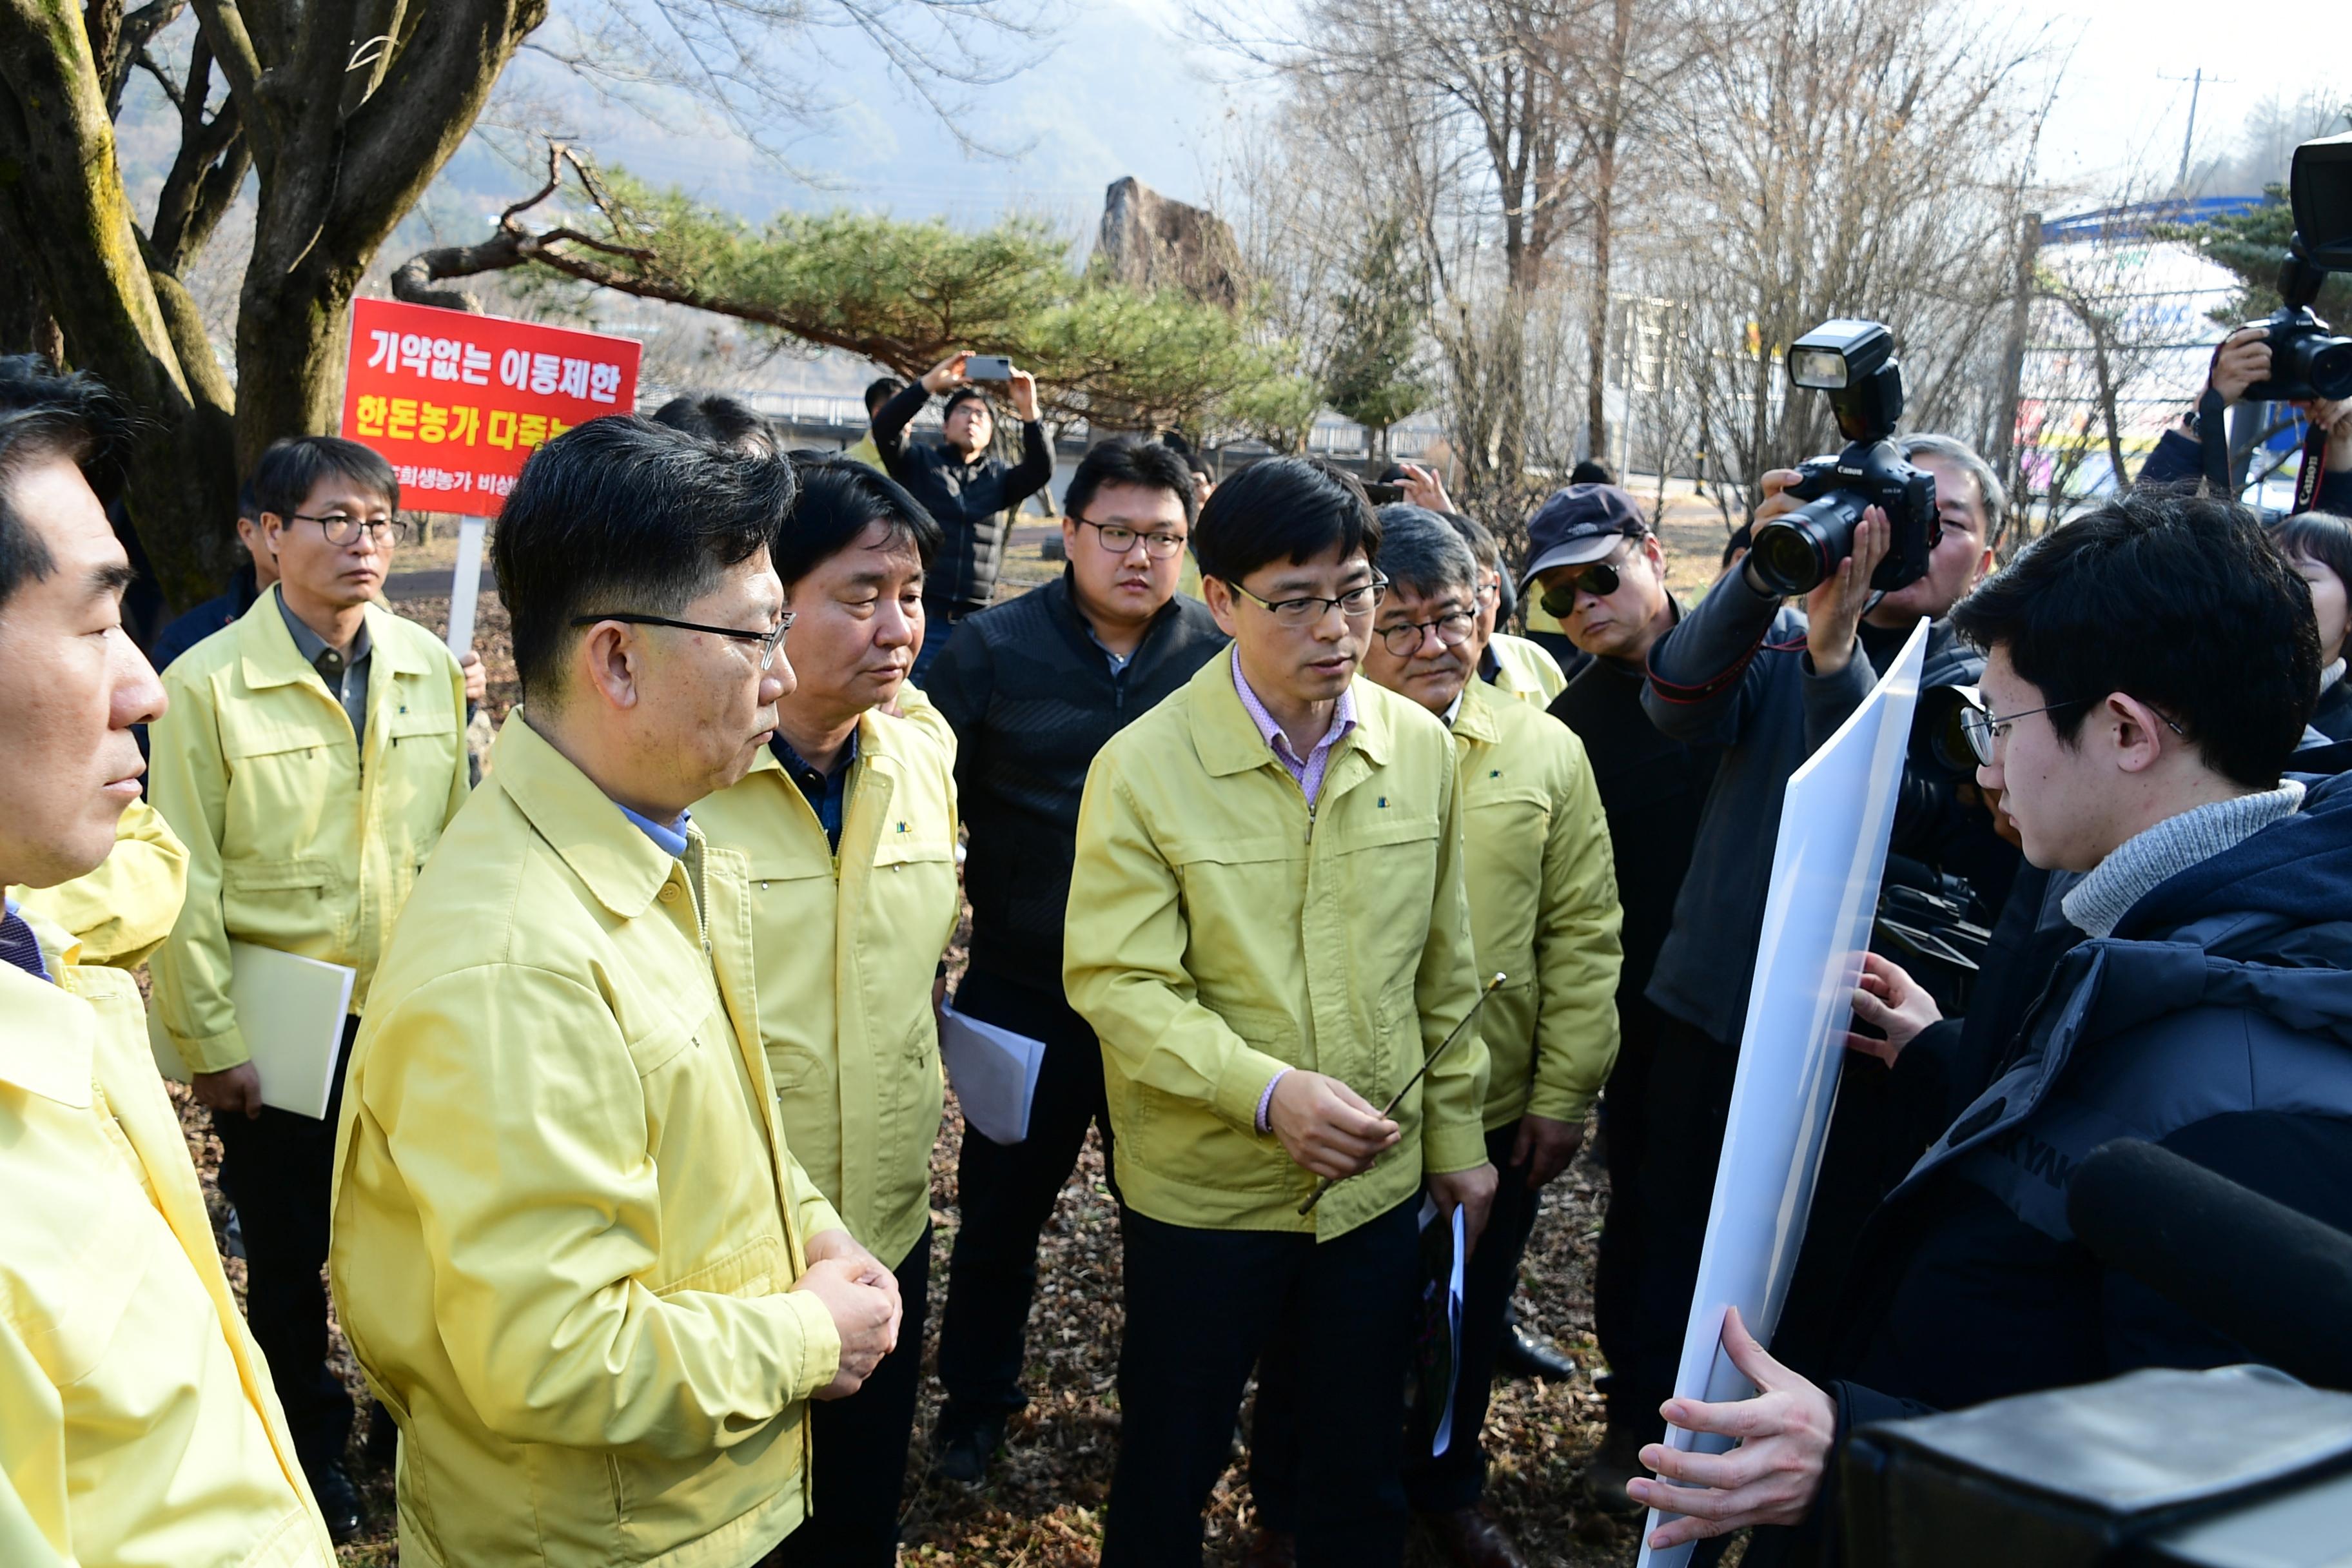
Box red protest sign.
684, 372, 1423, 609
339, 297, 642, 517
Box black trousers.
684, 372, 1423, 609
1252, 1123, 1546, 1520
935, 966, 1116, 1418
211, 1014, 361, 1476
1104, 1199, 1422, 1568
773, 1226, 932, 1567
1616, 1013, 1739, 1444
1592, 995, 1666, 1420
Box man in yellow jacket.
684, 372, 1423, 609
1255, 507, 1624, 1568
1064, 458, 1493, 1568
148, 435, 471, 1536
693, 458, 961, 1565
332, 417, 903, 1568
0, 357, 335, 1566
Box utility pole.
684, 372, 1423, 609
1991, 209, 2041, 522
2159, 69, 2233, 193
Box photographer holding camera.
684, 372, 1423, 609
2136, 333, 2352, 514
1623, 487, 2352, 1566
1623, 323, 2012, 1476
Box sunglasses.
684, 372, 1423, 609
1538, 558, 1623, 620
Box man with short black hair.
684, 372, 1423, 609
872, 352, 1052, 680
150, 481, 275, 669
332, 417, 902, 1567
0, 357, 337, 1567
651, 391, 779, 456
148, 433, 471, 1536
693, 458, 959, 1563
1254, 507, 1622, 1568
1065, 456, 1493, 1567
925, 435, 1226, 1482
1632, 487, 2352, 1562
844, 376, 907, 471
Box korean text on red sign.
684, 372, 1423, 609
339, 297, 642, 517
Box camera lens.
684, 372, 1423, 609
1749, 494, 1863, 597
2308, 335, 2352, 401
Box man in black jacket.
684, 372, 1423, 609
872, 351, 1054, 680
925, 436, 1226, 1481
1631, 487, 2352, 1566
1629, 436, 2010, 1490
1533, 485, 1721, 1508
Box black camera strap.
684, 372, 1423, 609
2292, 419, 2329, 513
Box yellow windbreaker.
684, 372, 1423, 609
0, 906, 333, 1568
692, 710, 963, 1270
10, 797, 188, 968
330, 716, 847, 1568
1487, 631, 1568, 707
1451, 680, 1623, 1128
1063, 649, 1487, 1239
148, 589, 469, 1072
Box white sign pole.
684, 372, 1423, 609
444, 514, 489, 657
1635, 618, 1930, 1568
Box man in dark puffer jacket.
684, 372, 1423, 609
923, 437, 1226, 1481
1625, 488, 2352, 1565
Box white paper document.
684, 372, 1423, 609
1637, 618, 1928, 1568
939, 1004, 1048, 1145
149, 941, 357, 1121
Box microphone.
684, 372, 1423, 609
2067, 1139, 2352, 1393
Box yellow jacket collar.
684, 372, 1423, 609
489, 713, 685, 920
1188, 645, 1392, 779
1451, 676, 1505, 746
0, 907, 95, 1107
235, 585, 433, 692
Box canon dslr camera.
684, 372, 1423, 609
1749, 320, 1939, 597
2242, 130, 2352, 404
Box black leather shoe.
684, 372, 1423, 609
307, 1459, 364, 1544
933, 1406, 1006, 1485
1496, 1323, 1578, 1382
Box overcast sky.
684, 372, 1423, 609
461, 0, 2346, 228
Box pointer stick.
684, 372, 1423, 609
1297, 972, 1508, 1217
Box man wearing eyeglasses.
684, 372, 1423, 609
148, 435, 471, 1538
1248, 507, 1620, 1568
923, 436, 1225, 1484
331, 418, 901, 1567
1064, 457, 1491, 1568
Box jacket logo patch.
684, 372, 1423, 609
1377, 796, 1388, 808
1489, 769, 1500, 779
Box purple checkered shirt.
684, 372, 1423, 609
1229, 661, 1358, 1132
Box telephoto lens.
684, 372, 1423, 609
2282, 326, 2352, 401
1749, 493, 1867, 596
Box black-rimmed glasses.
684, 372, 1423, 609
1378, 611, 1478, 658
1222, 575, 1387, 628
289, 512, 413, 547
1077, 518, 1188, 560
569, 611, 796, 670
1959, 698, 2186, 766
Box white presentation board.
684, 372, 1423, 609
1636, 617, 1928, 1568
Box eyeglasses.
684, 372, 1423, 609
1958, 698, 2186, 766
1378, 611, 1478, 658
1538, 557, 1625, 621
1077, 518, 1188, 560
569, 611, 796, 670
290, 513, 412, 547
1222, 575, 1388, 627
